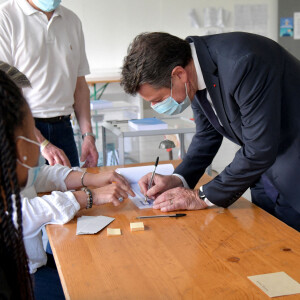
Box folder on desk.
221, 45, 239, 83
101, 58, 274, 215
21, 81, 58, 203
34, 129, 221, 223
90, 100, 113, 110
128, 118, 168, 130
116, 164, 174, 209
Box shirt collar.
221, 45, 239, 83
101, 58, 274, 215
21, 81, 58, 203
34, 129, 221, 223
16, 0, 37, 15
16, 0, 63, 17
190, 42, 206, 91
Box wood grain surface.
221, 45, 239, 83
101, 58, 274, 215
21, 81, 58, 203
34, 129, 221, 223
46, 160, 300, 300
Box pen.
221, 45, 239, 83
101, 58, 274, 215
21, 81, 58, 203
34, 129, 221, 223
136, 213, 187, 219
144, 156, 159, 204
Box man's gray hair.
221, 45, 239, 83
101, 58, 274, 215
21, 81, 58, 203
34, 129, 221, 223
0, 61, 31, 88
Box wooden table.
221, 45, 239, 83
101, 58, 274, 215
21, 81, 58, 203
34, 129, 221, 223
47, 161, 300, 300
86, 71, 120, 100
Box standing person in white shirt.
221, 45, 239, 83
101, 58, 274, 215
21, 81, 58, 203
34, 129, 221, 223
0, 0, 98, 168
0, 71, 134, 299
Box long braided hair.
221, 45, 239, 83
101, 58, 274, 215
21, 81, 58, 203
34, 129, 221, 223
0, 70, 34, 299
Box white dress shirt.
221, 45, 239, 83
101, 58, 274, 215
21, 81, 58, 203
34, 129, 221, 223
173, 43, 216, 207
190, 42, 222, 125
21, 164, 80, 273
0, 0, 90, 117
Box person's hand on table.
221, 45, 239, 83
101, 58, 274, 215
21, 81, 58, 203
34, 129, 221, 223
91, 171, 135, 197
74, 183, 133, 208
139, 173, 183, 199
91, 184, 131, 206
80, 136, 98, 167
153, 187, 208, 212
42, 142, 71, 167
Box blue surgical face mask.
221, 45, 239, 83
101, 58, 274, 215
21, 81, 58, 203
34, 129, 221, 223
16, 136, 45, 189
32, 0, 61, 12
151, 81, 191, 115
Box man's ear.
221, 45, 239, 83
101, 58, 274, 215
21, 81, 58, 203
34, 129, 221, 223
171, 66, 188, 83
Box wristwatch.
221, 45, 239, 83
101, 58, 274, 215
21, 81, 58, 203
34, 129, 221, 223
82, 132, 95, 140
198, 188, 206, 202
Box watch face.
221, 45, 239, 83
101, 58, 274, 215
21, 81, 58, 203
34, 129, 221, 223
199, 190, 205, 199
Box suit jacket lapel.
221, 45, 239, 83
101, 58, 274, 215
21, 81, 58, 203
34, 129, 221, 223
187, 36, 242, 145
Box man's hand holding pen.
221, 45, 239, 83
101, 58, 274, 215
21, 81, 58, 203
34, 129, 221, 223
139, 173, 208, 212
139, 174, 183, 200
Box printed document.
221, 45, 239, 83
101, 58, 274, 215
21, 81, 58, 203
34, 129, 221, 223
116, 164, 174, 209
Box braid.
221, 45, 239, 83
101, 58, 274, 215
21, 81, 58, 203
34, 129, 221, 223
0, 60, 31, 88
0, 70, 34, 299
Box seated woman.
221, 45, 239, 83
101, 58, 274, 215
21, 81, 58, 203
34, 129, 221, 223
0, 69, 134, 299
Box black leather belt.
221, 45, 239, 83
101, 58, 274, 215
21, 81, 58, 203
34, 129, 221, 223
34, 115, 71, 123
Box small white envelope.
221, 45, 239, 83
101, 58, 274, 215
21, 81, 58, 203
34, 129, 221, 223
76, 215, 115, 235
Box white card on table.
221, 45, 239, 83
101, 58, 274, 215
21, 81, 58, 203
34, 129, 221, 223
248, 272, 300, 297
76, 215, 115, 235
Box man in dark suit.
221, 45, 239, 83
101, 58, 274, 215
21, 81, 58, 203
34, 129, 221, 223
121, 32, 300, 231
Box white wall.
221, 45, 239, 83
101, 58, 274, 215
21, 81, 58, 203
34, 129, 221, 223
0, 0, 278, 70
61, 0, 278, 71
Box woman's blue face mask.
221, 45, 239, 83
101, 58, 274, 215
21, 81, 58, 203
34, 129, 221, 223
16, 136, 45, 189
151, 81, 191, 115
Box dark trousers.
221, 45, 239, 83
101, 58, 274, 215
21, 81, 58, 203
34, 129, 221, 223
32, 255, 65, 300
251, 176, 300, 232
35, 118, 79, 167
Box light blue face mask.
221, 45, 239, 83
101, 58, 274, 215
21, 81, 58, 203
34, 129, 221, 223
16, 136, 45, 189
151, 81, 191, 115
32, 0, 61, 12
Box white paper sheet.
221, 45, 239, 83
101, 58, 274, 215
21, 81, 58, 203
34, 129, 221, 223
248, 272, 300, 297
294, 12, 300, 40
116, 164, 174, 209
234, 4, 268, 36
76, 215, 115, 235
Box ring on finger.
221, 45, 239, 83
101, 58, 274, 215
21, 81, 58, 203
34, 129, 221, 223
118, 197, 123, 202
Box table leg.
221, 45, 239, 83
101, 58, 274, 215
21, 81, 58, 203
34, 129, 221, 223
93, 84, 97, 100
102, 126, 107, 166
118, 136, 125, 165
179, 134, 186, 158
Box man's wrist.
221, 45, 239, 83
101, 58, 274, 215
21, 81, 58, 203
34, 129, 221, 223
172, 173, 189, 188
171, 174, 184, 187
82, 132, 95, 140
199, 186, 215, 207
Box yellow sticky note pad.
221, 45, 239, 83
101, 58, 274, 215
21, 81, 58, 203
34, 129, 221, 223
130, 222, 144, 232
107, 228, 121, 236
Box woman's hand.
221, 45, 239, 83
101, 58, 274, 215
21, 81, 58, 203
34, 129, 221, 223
92, 183, 130, 206
73, 183, 133, 209
89, 171, 135, 197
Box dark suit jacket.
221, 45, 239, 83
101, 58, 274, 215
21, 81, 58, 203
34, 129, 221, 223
174, 32, 300, 213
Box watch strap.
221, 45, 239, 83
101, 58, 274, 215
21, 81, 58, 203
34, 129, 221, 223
82, 132, 95, 140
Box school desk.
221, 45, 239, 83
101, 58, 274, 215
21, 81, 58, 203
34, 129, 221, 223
46, 161, 300, 300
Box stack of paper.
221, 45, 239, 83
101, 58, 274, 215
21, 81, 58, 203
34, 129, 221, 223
90, 100, 113, 110
128, 118, 168, 130
116, 164, 174, 209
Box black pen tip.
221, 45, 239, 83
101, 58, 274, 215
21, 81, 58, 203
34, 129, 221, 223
155, 156, 159, 166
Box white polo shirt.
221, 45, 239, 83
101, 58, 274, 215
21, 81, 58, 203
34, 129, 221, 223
0, 0, 90, 117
